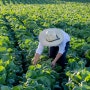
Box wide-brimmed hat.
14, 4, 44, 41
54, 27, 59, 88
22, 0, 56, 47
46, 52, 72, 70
39, 28, 64, 46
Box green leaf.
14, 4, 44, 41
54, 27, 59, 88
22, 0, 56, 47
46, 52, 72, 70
28, 65, 35, 70
0, 66, 5, 72
12, 85, 23, 90
87, 37, 90, 43
24, 86, 35, 90
37, 76, 51, 87
73, 86, 81, 90
85, 49, 90, 60
26, 78, 38, 86
35, 84, 46, 90
26, 70, 37, 79
0, 73, 6, 84
81, 84, 90, 89
1, 86, 11, 90
85, 74, 90, 82
0, 47, 6, 52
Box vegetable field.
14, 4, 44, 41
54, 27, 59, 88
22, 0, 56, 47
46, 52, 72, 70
0, 0, 90, 90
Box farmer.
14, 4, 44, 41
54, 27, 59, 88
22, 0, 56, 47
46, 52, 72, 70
33, 28, 70, 70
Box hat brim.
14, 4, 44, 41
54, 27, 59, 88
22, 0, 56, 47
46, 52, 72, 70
39, 28, 64, 46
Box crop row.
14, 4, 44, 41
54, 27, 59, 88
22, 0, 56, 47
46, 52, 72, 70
0, 13, 60, 90
0, 2, 90, 90
0, 14, 23, 87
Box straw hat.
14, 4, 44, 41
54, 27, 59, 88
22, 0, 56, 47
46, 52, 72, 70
39, 28, 64, 46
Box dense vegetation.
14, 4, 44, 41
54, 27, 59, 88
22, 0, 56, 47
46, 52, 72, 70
0, 0, 90, 90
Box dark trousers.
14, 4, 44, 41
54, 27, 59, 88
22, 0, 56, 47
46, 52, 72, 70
49, 42, 70, 69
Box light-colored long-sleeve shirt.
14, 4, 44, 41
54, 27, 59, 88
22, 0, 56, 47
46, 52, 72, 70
36, 30, 70, 55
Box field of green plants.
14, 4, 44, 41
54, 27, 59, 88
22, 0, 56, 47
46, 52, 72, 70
0, 0, 90, 90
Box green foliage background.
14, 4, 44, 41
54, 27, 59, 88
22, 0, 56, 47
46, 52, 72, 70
0, 0, 90, 90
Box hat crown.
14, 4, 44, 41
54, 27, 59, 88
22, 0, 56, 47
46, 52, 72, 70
39, 28, 64, 46
46, 30, 57, 42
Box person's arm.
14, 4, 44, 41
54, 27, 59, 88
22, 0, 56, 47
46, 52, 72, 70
53, 53, 62, 62
32, 53, 40, 65
51, 41, 66, 68
51, 53, 62, 68
32, 42, 44, 65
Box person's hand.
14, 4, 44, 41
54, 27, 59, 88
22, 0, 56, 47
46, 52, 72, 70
51, 60, 56, 68
32, 53, 40, 65
32, 59, 37, 65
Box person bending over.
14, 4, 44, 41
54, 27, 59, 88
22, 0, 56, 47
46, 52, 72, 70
33, 28, 70, 70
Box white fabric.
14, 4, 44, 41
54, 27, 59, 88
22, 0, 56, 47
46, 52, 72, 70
36, 30, 70, 55
36, 42, 44, 55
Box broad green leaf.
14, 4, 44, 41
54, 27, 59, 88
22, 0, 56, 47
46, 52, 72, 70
24, 86, 35, 90
1, 86, 11, 90
0, 47, 6, 52
0, 60, 3, 65
36, 64, 41, 69
81, 85, 90, 89
26, 70, 37, 79
28, 65, 35, 70
0, 41, 2, 46
37, 76, 51, 87
0, 73, 6, 84
0, 66, 5, 72
35, 84, 46, 90
12, 85, 23, 90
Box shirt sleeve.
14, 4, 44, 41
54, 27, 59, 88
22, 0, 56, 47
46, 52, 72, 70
58, 40, 66, 54
36, 42, 44, 55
